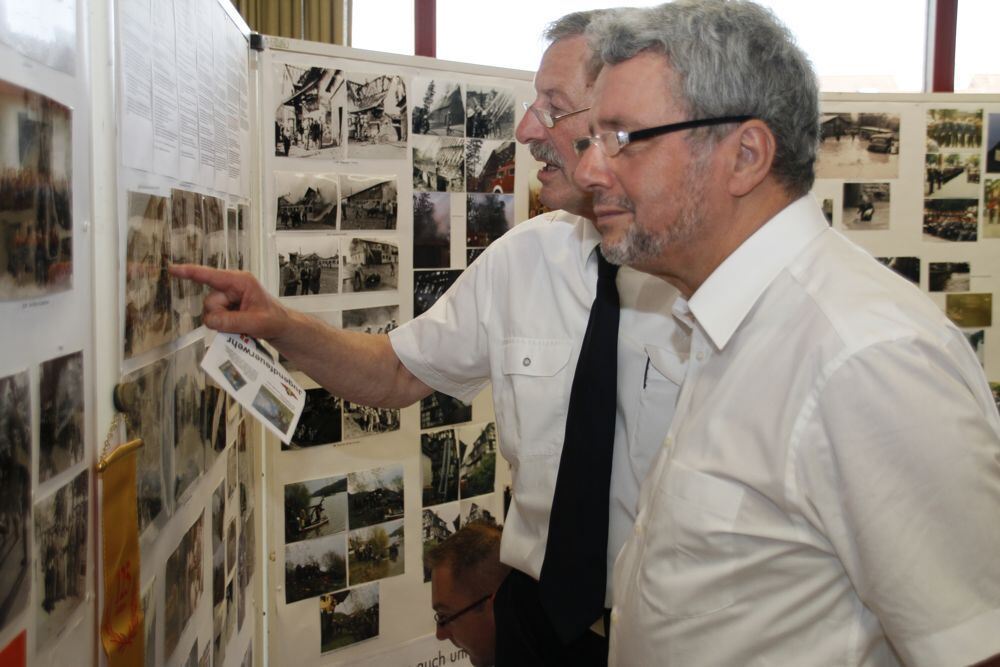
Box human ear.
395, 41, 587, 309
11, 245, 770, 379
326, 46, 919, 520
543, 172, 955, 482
727, 120, 775, 197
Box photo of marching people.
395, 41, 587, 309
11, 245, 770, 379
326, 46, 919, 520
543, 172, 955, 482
346, 73, 407, 159
164, 513, 205, 661
342, 401, 400, 441
420, 391, 472, 430
286, 532, 349, 605
341, 238, 398, 293
124, 192, 172, 359
421, 429, 460, 507
0, 81, 73, 301
875, 257, 920, 285
170, 188, 205, 335
342, 304, 399, 336
467, 192, 514, 249
413, 269, 461, 317
923, 198, 979, 241
121, 357, 171, 536
929, 261, 971, 292
840, 182, 890, 231
815, 112, 900, 179
347, 466, 404, 531
276, 234, 341, 297
411, 78, 464, 137
413, 191, 451, 268
347, 518, 404, 586
458, 422, 497, 499
412, 136, 465, 192
338, 175, 397, 231
422, 503, 460, 581
285, 388, 342, 450
284, 475, 347, 545
275, 172, 339, 231
319, 583, 379, 654
987, 114, 1000, 174
38, 350, 84, 482
274, 65, 345, 159
465, 84, 515, 139
984, 178, 999, 238
925, 152, 980, 198
466, 139, 515, 193
926, 108, 983, 150
0, 370, 31, 636
33, 470, 88, 650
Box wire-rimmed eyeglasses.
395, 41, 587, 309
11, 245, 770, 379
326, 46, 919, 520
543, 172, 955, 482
434, 593, 492, 627
572, 115, 754, 157
522, 101, 592, 129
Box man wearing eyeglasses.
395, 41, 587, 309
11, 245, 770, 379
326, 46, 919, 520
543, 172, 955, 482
571, 2, 1000, 666
427, 522, 508, 667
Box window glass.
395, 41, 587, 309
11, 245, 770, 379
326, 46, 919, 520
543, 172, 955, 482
955, 0, 1000, 93
351, 0, 414, 57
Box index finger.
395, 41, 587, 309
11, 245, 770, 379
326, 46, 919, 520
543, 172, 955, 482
168, 264, 244, 292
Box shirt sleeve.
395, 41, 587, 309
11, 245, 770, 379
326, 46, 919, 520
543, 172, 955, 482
796, 333, 1000, 667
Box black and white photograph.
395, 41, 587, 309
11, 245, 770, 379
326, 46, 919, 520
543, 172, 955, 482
122, 357, 171, 535
421, 429, 459, 507
339, 175, 398, 231
164, 512, 204, 662
987, 114, 1000, 174
274, 65, 345, 158
0, 81, 73, 301
460, 494, 501, 528
341, 238, 398, 293
990, 383, 1000, 416
284, 532, 347, 604
38, 350, 84, 482
203, 379, 227, 468
0, 370, 31, 635
946, 293, 992, 328
227, 446, 237, 499
815, 112, 899, 179
319, 583, 379, 654
237, 510, 254, 631
33, 469, 88, 649
346, 73, 407, 159
413, 269, 461, 317
170, 188, 204, 335
840, 183, 890, 231
347, 466, 404, 531
459, 422, 497, 499
237, 420, 253, 519
203, 195, 226, 270
343, 304, 399, 336
0, 0, 77, 75
284, 475, 347, 545
411, 78, 464, 136
467, 139, 515, 193
285, 388, 342, 450
124, 192, 173, 359
467, 247, 486, 266
925, 152, 980, 198
875, 257, 920, 285
276, 234, 341, 297
235, 204, 249, 270
923, 198, 978, 242
142, 579, 156, 667
212, 481, 225, 555
422, 503, 460, 582
984, 179, 1000, 238
420, 391, 472, 430
820, 198, 834, 225
413, 191, 451, 268
347, 518, 404, 585
173, 340, 206, 503
465, 85, 515, 139
227, 208, 239, 270
226, 518, 237, 575
342, 402, 400, 440
927, 108, 983, 150
468, 193, 515, 248
251, 385, 294, 436
929, 261, 971, 292
275, 172, 339, 231
964, 329, 985, 367
412, 136, 465, 192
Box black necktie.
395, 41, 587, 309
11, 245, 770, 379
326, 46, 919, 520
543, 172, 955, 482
539, 249, 620, 644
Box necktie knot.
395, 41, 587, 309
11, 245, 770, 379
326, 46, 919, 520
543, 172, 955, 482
596, 249, 619, 283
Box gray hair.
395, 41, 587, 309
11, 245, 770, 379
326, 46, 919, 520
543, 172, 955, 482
426, 521, 510, 597
587, 0, 820, 196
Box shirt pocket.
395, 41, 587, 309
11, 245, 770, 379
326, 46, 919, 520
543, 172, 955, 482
498, 337, 574, 458
638, 462, 745, 619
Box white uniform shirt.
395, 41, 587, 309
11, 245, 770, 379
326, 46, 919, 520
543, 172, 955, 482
610, 197, 1000, 666
390, 211, 685, 602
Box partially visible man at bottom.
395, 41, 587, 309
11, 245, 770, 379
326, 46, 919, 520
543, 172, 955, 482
575, 1, 1000, 665
428, 523, 509, 667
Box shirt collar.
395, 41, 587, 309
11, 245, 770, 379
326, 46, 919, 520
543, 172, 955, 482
684, 196, 829, 351
575, 212, 602, 266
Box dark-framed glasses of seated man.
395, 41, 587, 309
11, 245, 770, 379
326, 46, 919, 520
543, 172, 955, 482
572, 115, 754, 157
522, 101, 592, 129
434, 592, 493, 627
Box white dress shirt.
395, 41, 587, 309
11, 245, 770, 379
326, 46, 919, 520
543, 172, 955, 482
391, 210, 684, 602
610, 196, 1000, 666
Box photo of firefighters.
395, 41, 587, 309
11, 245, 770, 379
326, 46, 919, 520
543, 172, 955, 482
413, 269, 461, 317
275, 172, 339, 231
0, 370, 31, 637
0, 81, 73, 301
815, 112, 900, 180
458, 422, 497, 499
467, 193, 514, 248
926, 108, 983, 150
341, 238, 398, 293
38, 350, 84, 482
875, 257, 920, 285
342, 401, 400, 441
164, 512, 204, 662
413, 191, 451, 269
319, 583, 379, 654
346, 73, 407, 159
923, 198, 979, 242
124, 192, 172, 359
347, 466, 404, 531
284, 475, 347, 545
276, 234, 341, 297
339, 175, 397, 231
411, 78, 464, 137
348, 518, 404, 586
840, 183, 890, 231
421, 429, 460, 507
274, 65, 345, 159
412, 136, 465, 192
121, 357, 171, 536
925, 152, 980, 198
466, 139, 515, 193
342, 304, 399, 336
465, 84, 515, 140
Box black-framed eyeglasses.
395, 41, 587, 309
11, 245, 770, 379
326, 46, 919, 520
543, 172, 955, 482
522, 101, 591, 129
434, 593, 492, 627
572, 115, 754, 157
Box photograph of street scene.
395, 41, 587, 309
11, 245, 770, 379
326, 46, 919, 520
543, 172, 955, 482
275, 172, 339, 230
274, 65, 345, 159
346, 73, 407, 159
339, 175, 397, 231
815, 112, 899, 179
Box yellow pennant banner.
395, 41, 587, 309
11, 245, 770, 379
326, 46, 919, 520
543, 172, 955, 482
98, 437, 144, 666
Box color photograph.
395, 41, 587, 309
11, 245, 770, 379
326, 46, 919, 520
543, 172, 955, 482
347, 518, 404, 585
984, 179, 1000, 238
923, 198, 978, 242
420, 391, 472, 430
319, 583, 379, 653
466, 139, 515, 193
925, 152, 980, 198
413, 191, 451, 269
421, 429, 459, 507
875, 257, 920, 285
467, 193, 514, 248
38, 350, 84, 482
460, 494, 501, 528
342, 402, 400, 440
926, 108, 983, 150
458, 422, 497, 499
422, 503, 460, 582
284, 532, 347, 604
286, 388, 342, 450
946, 293, 993, 328
928, 261, 970, 292
284, 475, 347, 545
251, 385, 294, 436
347, 466, 404, 530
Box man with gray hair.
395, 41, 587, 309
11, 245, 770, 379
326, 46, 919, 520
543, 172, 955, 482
573, 1, 1000, 665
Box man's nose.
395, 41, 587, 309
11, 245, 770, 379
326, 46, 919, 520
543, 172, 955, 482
516, 103, 547, 145
573, 140, 612, 191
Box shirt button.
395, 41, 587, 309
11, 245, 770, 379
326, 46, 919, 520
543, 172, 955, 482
522, 357, 531, 367
695, 351, 705, 361
611, 609, 619, 624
